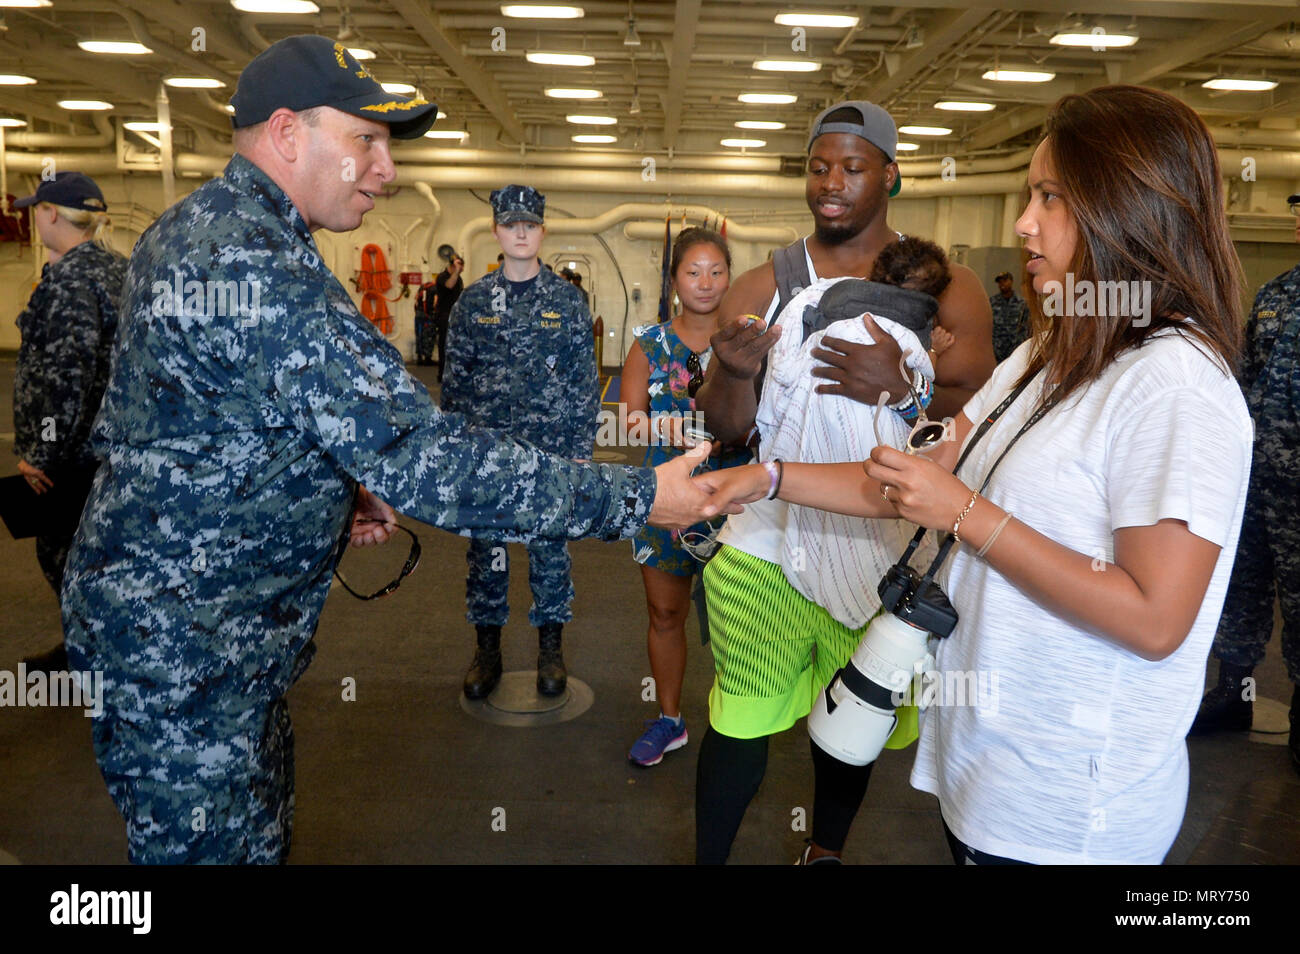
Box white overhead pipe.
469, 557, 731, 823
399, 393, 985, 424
402, 165, 805, 198
412, 181, 443, 267
3, 113, 114, 149
457, 201, 794, 273
395, 146, 783, 172
622, 221, 798, 245
157, 84, 176, 211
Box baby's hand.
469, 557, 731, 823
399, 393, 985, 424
930, 325, 956, 358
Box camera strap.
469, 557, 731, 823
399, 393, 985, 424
896, 370, 1055, 583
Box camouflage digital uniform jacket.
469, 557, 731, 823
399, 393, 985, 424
989, 291, 1030, 364
441, 266, 598, 460
1213, 262, 1300, 677
13, 241, 127, 473
61, 155, 655, 764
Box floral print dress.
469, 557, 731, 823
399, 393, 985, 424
630, 321, 752, 576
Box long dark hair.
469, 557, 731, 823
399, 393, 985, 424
1019, 85, 1243, 405
670, 226, 731, 278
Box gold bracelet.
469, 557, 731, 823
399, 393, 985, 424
976, 513, 1014, 558
951, 490, 980, 543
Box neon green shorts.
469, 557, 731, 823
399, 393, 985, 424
703, 544, 918, 746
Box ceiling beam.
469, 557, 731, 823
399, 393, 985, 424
852, 8, 996, 104
388, 0, 526, 143
662, 0, 703, 153
963, 11, 1300, 150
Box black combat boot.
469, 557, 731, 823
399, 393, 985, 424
1188, 661, 1254, 736
537, 622, 567, 696
463, 625, 503, 699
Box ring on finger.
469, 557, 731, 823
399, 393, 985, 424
880, 483, 891, 502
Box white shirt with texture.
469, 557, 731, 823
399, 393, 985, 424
910, 333, 1252, 864
755, 276, 934, 627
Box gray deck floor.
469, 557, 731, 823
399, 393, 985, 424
0, 359, 1295, 865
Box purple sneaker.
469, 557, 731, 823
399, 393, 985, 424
628, 717, 688, 767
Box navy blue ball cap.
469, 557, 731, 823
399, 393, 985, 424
13, 171, 107, 211
231, 34, 438, 139
490, 184, 545, 224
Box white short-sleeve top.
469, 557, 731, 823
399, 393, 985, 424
910, 330, 1253, 864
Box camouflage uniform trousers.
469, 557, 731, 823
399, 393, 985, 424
466, 537, 573, 627
93, 696, 295, 864
1212, 445, 1300, 684
415, 314, 436, 361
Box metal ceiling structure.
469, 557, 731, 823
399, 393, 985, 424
0, 1, 1294, 164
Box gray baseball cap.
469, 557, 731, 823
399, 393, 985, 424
808, 100, 901, 196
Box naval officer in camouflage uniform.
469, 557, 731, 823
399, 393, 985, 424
60, 35, 727, 864
989, 271, 1030, 363
442, 185, 595, 698
12, 172, 127, 672
1192, 192, 1300, 773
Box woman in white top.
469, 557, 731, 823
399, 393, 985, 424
703, 85, 1251, 864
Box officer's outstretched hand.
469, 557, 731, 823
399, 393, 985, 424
350, 484, 398, 547
647, 442, 745, 529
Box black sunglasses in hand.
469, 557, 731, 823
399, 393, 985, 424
333, 519, 422, 601
687, 351, 704, 398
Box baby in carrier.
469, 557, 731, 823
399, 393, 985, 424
756, 237, 953, 630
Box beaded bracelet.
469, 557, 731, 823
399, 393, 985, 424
897, 373, 934, 424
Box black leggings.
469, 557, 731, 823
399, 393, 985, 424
943, 820, 1031, 865
694, 727, 874, 864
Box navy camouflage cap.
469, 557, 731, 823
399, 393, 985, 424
231, 34, 438, 139
13, 171, 107, 211
490, 185, 545, 225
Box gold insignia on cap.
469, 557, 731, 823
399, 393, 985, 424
360, 95, 430, 113
333, 41, 376, 81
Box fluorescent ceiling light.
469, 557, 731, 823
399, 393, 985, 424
546, 88, 601, 98
425, 130, 468, 139
348, 48, 376, 61
0, 74, 36, 85
895, 142, 920, 152
721, 138, 766, 148
982, 69, 1054, 83
736, 120, 785, 129
936, 101, 994, 112
773, 13, 858, 28
572, 134, 616, 143
78, 41, 152, 55
502, 4, 583, 17
165, 77, 225, 89
230, 0, 320, 12
1202, 77, 1277, 91
566, 114, 616, 125
753, 60, 820, 72
0, 0, 52, 7
739, 92, 797, 104
526, 52, 595, 66
124, 121, 168, 131
898, 124, 951, 136
381, 82, 416, 95
1050, 32, 1137, 48
59, 100, 114, 110
0, 118, 27, 127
